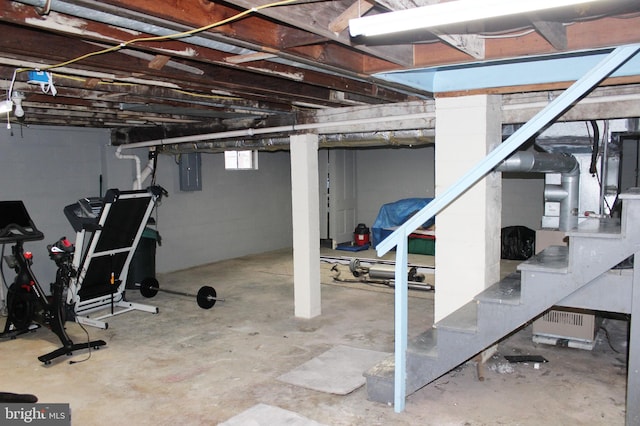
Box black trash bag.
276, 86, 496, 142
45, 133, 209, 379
501, 226, 536, 260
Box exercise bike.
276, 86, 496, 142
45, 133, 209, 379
0, 200, 106, 365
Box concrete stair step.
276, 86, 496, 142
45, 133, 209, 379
518, 245, 569, 274
436, 301, 477, 334
566, 217, 621, 239
408, 328, 438, 357
475, 272, 521, 305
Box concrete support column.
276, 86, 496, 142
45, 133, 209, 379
290, 133, 321, 318
628, 250, 640, 425
434, 95, 502, 322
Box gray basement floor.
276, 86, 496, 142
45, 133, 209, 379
1, 248, 629, 425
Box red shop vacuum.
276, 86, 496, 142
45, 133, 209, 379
354, 223, 370, 246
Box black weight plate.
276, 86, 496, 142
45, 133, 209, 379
196, 286, 216, 309
140, 277, 159, 298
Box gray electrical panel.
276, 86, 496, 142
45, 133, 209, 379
179, 152, 202, 191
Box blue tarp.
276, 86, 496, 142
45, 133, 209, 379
372, 198, 435, 246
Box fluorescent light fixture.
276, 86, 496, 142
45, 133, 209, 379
0, 100, 13, 114
349, 0, 604, 37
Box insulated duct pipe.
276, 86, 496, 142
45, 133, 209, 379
497, 151, 580, 231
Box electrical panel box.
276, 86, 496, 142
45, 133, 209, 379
179, 152, 202, 191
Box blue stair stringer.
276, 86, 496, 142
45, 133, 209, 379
365, 191, 640, 407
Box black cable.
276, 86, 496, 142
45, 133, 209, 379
589, 120, 600, 174
150, 148, 158, 186
0, 244, 7, 316
68, 320, 93, 365
1, 244, 8, 290
599, 325, 624, 354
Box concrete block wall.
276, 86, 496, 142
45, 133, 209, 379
0, 125, 544, 282
0, 126, 294, 280
0, 126, 110, 280
355, 146, 436, 229
137, 150, 294, 273
355, 145, 545, 234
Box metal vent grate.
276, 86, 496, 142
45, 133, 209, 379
533, 309, 599, 349
544, 310, 584, 327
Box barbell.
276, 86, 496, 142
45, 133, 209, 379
137, 277, 224, 309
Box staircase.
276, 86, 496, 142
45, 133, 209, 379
365, 189, 640, 405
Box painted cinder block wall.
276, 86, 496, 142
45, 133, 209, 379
0, 126, 542, 281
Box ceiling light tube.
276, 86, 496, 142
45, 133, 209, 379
349, 0, 604, 37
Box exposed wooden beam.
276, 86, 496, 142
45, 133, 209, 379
328, 0, 374, 34
148, 55, 171, 71
431, 31, 485, 59
373, 0, 437, 10
3, 0, 401, 76
224, 52, 278, 64
415, 16, 640, 67
221, 0, 414, 66
530, 19, 568, 51
371, 0, 486, 59
0, 23, 411, 109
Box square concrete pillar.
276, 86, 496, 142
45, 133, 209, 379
434, 95, 502, 322
290, 133, 321, 318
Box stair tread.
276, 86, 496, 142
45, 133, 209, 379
619, 188, 640, 200
566, 217, 621, 238
365, 355, 395, 379
518, 245, 568, 273
408, 328, 438, 357
436, 301, 477, 333
475, 272, 521, 305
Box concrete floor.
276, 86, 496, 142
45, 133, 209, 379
0, 248, 629, 425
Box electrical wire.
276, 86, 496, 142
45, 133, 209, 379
10, 0, 299, 76
598, 325, 625, 354
68, 320, 93, 365
5, 1, 297, 107
5, 0, 292, 126
479, 29, 536, 39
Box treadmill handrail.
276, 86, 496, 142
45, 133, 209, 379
63, 203, 103, 233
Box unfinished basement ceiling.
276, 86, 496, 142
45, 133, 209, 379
1, 0, 640, 148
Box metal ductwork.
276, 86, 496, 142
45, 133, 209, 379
497, 151, 580, 231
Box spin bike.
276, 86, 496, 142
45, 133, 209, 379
0, 200, 106, 364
